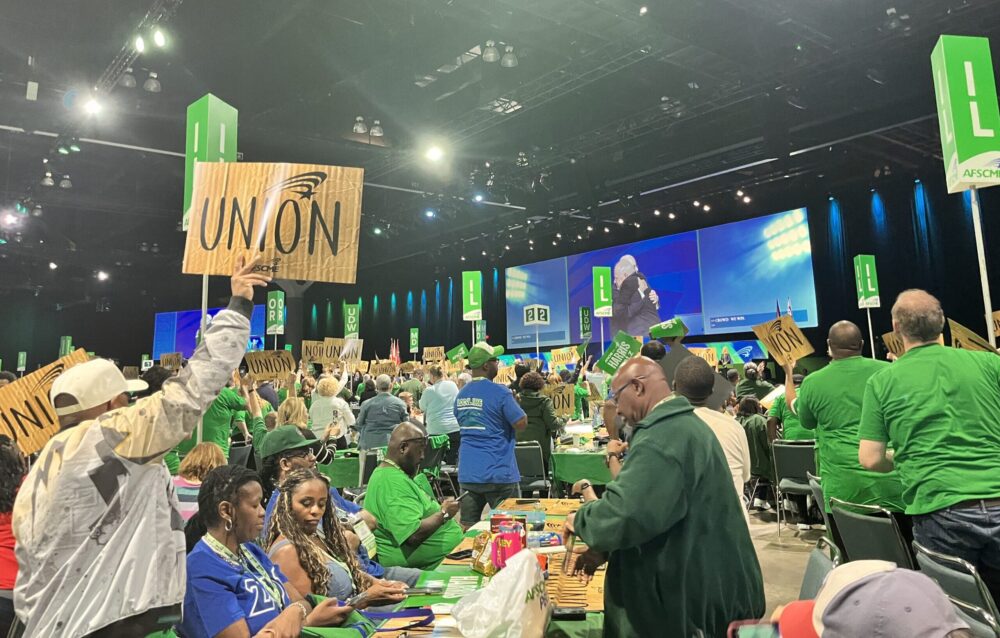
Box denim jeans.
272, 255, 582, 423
913, 501, 1000, 606
458, 482, 521, 526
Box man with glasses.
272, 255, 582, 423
563, 356, 764, 638
363, 422, 463, 570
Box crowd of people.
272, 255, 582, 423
0, 257, 996, 637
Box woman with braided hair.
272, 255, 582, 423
178, 465, 354, 638
266, 468, 409, 608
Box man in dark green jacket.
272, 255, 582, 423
565, 357, 764, 638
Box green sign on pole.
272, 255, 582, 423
579, 307, 592, 339
931, 35, 1000, 194
16, 352, 26, 372
593, 267, 613, 318
59, 336, 73, 357
461, 271, 483, 321
266, 291, 285, 336
409, 328, 419, 354
446, 343, 469, 363
595, 331, 641, 375
523, 304, 551, 326
141, 354, 153, 372
474, 320, 487, 343
853, 255, 881, 309
183, 94, 239, 230
343, 303, 361, 339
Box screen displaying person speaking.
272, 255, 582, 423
504, 207, 819, 349
152, 304, 266, 359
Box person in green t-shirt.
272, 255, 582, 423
735, 363, 774, 400
768, 377, 810, 441
173, 372, 247, 460
363, 422, 463, 570
859, 290, 1000, 603
783, 320, 906, 553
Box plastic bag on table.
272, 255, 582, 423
452, 550, 552, 638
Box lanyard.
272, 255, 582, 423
203, 534, 286, 610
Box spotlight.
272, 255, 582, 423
702, 204, 711, 212
135, 35, 145, 52
2, 214, 17, 226
633, 221, 641, 228
603, 227, 610, 233
552, 240, 557, 246
481, 250, 487, 256
97, 271, 109, 281
742, 196, 751, 204
473, 194, 484, 202
83, 97, 102, 115
150, 242, 159, 253
59, 175, 72, 189
504, 244, 510, 250
482, 40, 500, 63
461, 255, 466, 261
668, 212, 676, 219
57, 145, 70, 155
49, 262, 58, 270
143, 72, 161, 93
373, 227, 383, 235
353, 116, 367, 134
736, 190, 744, 197
69, 140, 81, 152
424, 209, 436, 218
500, 46, 518, 68
654, 209, 661, 216
424, 146, 444, 162
693, 200, 700, 207
41, 172, 54, 187
556, 232, 562, 239
119, 68, 137, 88
139, 242, 149, 252
617, 218, 624, 224
153, 28, 166, 48
369, 119, 383, 137
586, 225, 593, 231
576, 234, 582, 240
828, 196, 835, 201
31, 204, 43, 217
528, 239, 534, 245
639, 5, 648, 15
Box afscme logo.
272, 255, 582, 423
962, 168, 1000, 178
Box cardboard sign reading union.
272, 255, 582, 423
183, 162, 364, 284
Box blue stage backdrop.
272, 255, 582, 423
153, 305, 266, 359
505, 208, 819, 349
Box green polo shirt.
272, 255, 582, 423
363, 465, 464, 570
796, 356, 904, 513
859, 344, 1000, 515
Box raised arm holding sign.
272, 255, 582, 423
751, 315, 815, 367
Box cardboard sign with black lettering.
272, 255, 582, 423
302, 340, 326, 364
356, 360, 370, 374
0, 349, 90, 454
751, 316, 814, 367
423, 346, 445, 363
882, 331, 905, 358
341, 338, 364, 362
182, 162, 363, 283
543, 384, 575, 418
244, 350, 296, 382
550, 347, 577, 369
993, 310, 1000, 337
400, 362, 416, 374
688, 347, 718, 369
494, 365, 516, 386
122, 366, 140, 380
370, 360, 398, 377
948, 319, 999, 354
161, 352, 183, 371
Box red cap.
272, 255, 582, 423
777, 600, 820, 638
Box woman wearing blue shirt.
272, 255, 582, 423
179, 466, 354, 638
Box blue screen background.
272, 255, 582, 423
153, 305, 266, 359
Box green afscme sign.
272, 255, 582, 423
853, 254, 881, 309
409, 328, 419, 354
461, 271, 482, 321
931, 35, 1000, 193
593, 267, 613, 318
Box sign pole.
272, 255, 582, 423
200, 274, 209, 348
969, 187, 996, 348
535, 324, 540, 359
866, 308, 876, 359
471, 322, 475, 347
600, 318, 605, 355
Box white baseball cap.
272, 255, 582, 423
50, 359, 149, 417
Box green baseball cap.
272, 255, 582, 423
258, 425, 321, 460
467, 341, 504, 369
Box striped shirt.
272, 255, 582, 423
171, 477, 202, 521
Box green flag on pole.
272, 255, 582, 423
474, 320, 487, 343
593, 267, 613, 318
266, 291, 285, 336
343, 303, 361, 339
409, 328, 419, 354
579, 307, 592, 339
183, 94, 238, 230
461, 271, 483, 321
16, 352, 26, 372
59, 336, 73, 357
853, 255, 881, 309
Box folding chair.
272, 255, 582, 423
771, 440, 816, 536
343, 450, 381, 506
807, 472, 840, 553
949, 598, 1000, 638
227, 443, 253, 468
913, 540, 1000, 619
799, 536, 841, 599
829, 497, 914, 568
514, 442, 551, 497
418, 442, 448, 498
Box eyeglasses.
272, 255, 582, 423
609, 375, 647, 403
400, 436, 429, 447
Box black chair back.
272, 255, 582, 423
772, 440, 816, 484
830, 497, 914, 568
514, 443, 546, 482
913, 540, 1000, 619
228, 444, 253, 467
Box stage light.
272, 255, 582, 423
639, 6, 648, 15
40, 172, 54, 187
134, 35, 145, 52
153, 28, 166, 48
500, 46, 518, 68
369, 120, 383, 137
743, 196, 751, 204
668, 212, 676, 219
69, 141, 81, 152
702, 204, 711, 212
482, 40, 500, 63
556, 232, 562, 239
736, 190, 744, 197
633, 221, 641, 228
83, 97, 102, 115
373, 227, 383, 235
424, 209, 436, 218
32, 204, 43, 217
425, 145, 444, 162
504, 244, 510, 250
97, 271, 109, 281
143, 72, 161, 93
617, 218, 624, 224
353, 116, 367, 134
473, 194, 484, 202
461, 255, 466, 261
2, 214, 17, 226
57, 145, 70, 155
151, 243, 159, 253
481, 250, 487, 256
49, 262, 57, 270
586, 225, 593, 232
828, 196, 835, 201
120, 68, 137, 88
528, 239, 534, 245
693, 200, 700, 207
529, 246, 534, 251
654, 209, 661, 216
576, 234, 582, 240
914, 178, 921, 183
59, 175, 73, 189
604, 227, 610, 233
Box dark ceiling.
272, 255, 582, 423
0, 0, 997, 309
